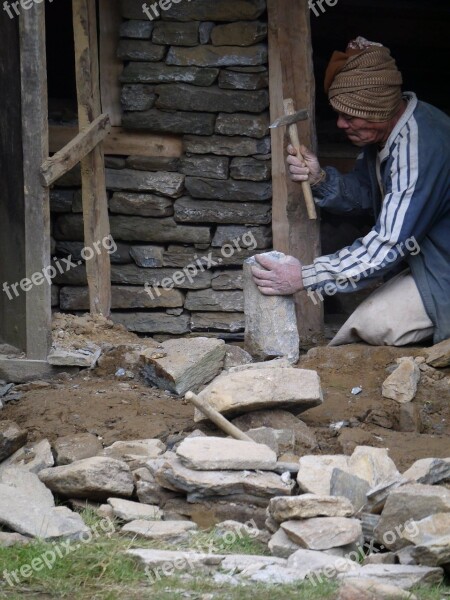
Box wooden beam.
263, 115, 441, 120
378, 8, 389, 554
19, 1, 52, 359
73, 0, 111, 316
49, 125, 183, 158
41, 114, 111, 187
99, 0, 123, 127
267, 0, 323, 345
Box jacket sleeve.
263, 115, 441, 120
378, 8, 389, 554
313, 152, 376, 216
303, 125, 428, 293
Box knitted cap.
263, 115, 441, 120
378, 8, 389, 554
325, 38, 403, 122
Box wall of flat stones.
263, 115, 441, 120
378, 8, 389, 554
50, 0, 272, 340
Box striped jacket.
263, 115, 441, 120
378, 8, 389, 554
302, 93, 450, 343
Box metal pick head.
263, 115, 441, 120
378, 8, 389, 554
269, 108, 309, 129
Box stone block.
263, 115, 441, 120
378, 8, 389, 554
110, 264, 211, 289
212, 225, 272, 249
269, 495, 355, 523
163, 245, 254, 267
330, 468, 370, 513
339, 565, 443, 590
121, 84, 156, 111
106, 169, 184, 197
185, 289, 244, 312
269, 528, 301, 558
129, 245, 164, 267
159, 0, 266, 21
117, 40, 166, 61
211, 21, 267, 46
230, 156, 271, 181
122, 519, 197, 541
53, 433, 103, 465
0, 439, 54, 475
382, 357, 421, 403
174, 197, 271, 225
426, 338, 450, 368
191, 312, 245, 332
297, 455, 350, 496
50, 189, 74, 213
199, 21, 214, 44
120, 19, 154, 39
107, 498, 162, 522
155, 84, 269, 113
108, 215, 211, 245
60, 286, 184, 311
112, 312, 191, 335
152, 21, 199, 46
219, 69, 268, 90
123, 109, 216, 135
141, 337, 225, 395
184, 134, 270, 156
215, 112, 269, 139
55, 241, 132, 265
281, 518, 362, 551
166, 44, 267, 67
243, 253, 299, 363
185, 176, 272, 201
223, 345, 253, 369
211, 271, 244, 290
180, 156, 229, 180
110, 192, 173, 217
120, 62, 219, 86
338, 578, 419, 599
126, 156, 180, 172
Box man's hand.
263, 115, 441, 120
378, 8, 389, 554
251, 254, 304, 296
287, 144, 322, 185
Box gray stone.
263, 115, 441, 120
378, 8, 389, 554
0, 532, 31, 547
281, 518, 362, 551
180, 156, 229, 180
246, 427, 295, 457
117, 40, 166, 62
426, 338, 450, 368
269, 528, 301, 558
160, 0, 266, 21
185, 290, 244, 312
123, 109, 216, 135
286, 548, 360, 580
374, 484, 450, 551
129, 245, 164, 267
402, 513, 450, 566
127, 548, 223, 571
185, 177, 272, 201
212, 225, 272, 249
402, 458, 450, 485
338, 578, 419, 600
0, 421, 27, 462
50, 189, 74, 213
360, 513, 381, 542
120, 19, 153, 39
0, 439, 54, 475
54, 433, 103, 465
107, 498, 162, 522
60, 286, 184, 311
155, 457, 294, 498
397, 403, 424, 432
219, 69, 268, 90
223, 345, 253, 369
194, 367, 322, 423
269, 495, 355, 523
363, 553, 397, 566
199, 21, 214, 44
105, 156, 127, 169
0, 468, 54, 510
244, 253, 299, 363
174, 197, 271, 225
330, 469, 371, 513
396, 546, 417, 565
297, 455, 350, 496
163, 245, 255, 268
215, 112, 269, 139
122, 519, 197, 541
211, 271, 244, 290
211, 21, 267, 46
176, 437, 277, 471
231, 157, 271, 181
112, 312, 191, 335
348, 446, 400, 488
155, 84, 269, 114
102, 440, 166, 463
365, 479, 405, 514
382, 357, 421, 404
109, 216, 211, 245
141, 337, 226, 395
121, 84, 156, 111
134, 467, 179, 506
152, 21, 199, 46
339, 564, 443, 590
184, 134, 270, 156
106, 169, 184, 197
120, 62, 219, 86
55, 240, 132, 264
38, 457, 135, 500
126, 156, 180, 172
166, 44, 267, 67
191, 312, 245, 333
48, 345, 101, 368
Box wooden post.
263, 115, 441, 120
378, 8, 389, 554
73, 0, 111, 316
19, 2, 52, 359
99, 0, 123, 127
267, 0, 323, 344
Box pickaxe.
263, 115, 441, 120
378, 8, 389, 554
270, 98, 318, 220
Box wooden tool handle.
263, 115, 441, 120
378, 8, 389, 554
185, 391, 254, 442
283, 98, 317, 220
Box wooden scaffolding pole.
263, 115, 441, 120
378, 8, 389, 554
72, 0, 111, 316
267, 0, 323, 344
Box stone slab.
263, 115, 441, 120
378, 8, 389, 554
269, 494, 354, 523
281, 518, 362, 551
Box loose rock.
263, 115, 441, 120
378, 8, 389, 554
425, 337, 450, 368
339, 564, 443, 590
268, 528, 301, 558
269, 495, 354, 523
382, 357, 421, 403
297, 455, 350, 495
281, 517, 362, 551
0, 421, 27, 462
107, 498, 162, 523
0, 439, 54, 475
54, 433, 103, 465
122, 520, 197, 542
338, 578, 418, 600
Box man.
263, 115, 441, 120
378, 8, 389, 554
252, 37, 450, 346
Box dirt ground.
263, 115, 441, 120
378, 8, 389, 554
3, 315, 449, 472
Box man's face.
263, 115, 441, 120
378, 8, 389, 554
336, 113, 389, 146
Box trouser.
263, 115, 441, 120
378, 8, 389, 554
329, 270, 434, 347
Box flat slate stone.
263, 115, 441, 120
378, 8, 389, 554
0, 439, 54, 475
110, 264, 211, 289
215, 112, 269, 139
338, 578, 419, 599
120, 19, 153, 39
176, 437, 277, 471
185, 290, 244, 312
0, 421, 27, 462
426, 338, 450, 368
180, 156, 229, 180
269, 494, 354, 523
162, 245, 255, 268
117, 40, 166, 61
330, 468, 371, 513
60, 286, 183, 311
54, 433, 103, 465
106, 169, 185, 197
55, 240, 132, 264
211, 21, 267, 46
219, 70, 268, 90
185, 177, 272, 201
159, 0, 267, 22
184, 134, 270, 156
348, 446, 400, 488
231, 156, 271, 181
155, 84, 269, 113
107, 498, 162, 522
155, 457, 294, 498
194, 367, 323, 422
382, 357, 420, 404
191, 312, 245, 332
112, 312, 191, 335
152, 21, 199, 46
126, 156, 180, 172
129, 245, 164, 268
286, 548, 360, 580
174, 197, 271, 225
211, 271, 244, 290
123, 109, 216, 135
110, 192, 173, 217
107, 216, 211, 245
120, 62, 219, 86
141, 337, 226, 395
402, 457, 450, 485
122, 519, 197, 541
269, 528, 301, 558
121, 84, 156, 111
402, 513, 450, 566
339, 564, 443, 590
281, 517, 362, 551
212, 225, 271, 249
166, 44, 267, 67
297, 455, 350, 496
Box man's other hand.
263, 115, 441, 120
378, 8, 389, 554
287, 144, 322, 185
251, 254, 304, 295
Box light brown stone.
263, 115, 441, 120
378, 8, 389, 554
269, 494, 354, 523
281, 518, 362, 551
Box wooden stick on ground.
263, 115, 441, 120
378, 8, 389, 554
185, 391, 253, 442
